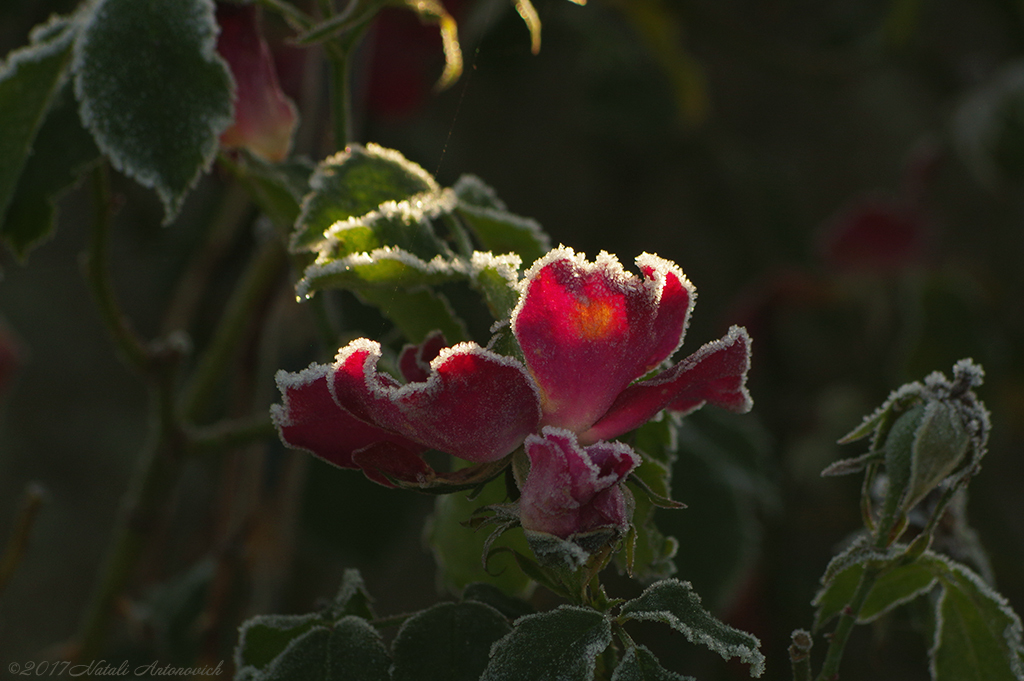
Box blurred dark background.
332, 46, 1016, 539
2, 0, 1023, 679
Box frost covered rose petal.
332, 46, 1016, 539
331, 338, 541, 463
519, 427, 640, 540
216, 4, 298, 162
582, 326, 752, 444
512, 247, 694, 433
398, 330, 446, 383
271, 364, 428, 486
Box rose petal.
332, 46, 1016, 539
332, 338, 540, 463
271, 363, 426, 486
398, 330, 446, 383
216, 4, 298, 162
582, 326, 752, 444
512, 247, 694, 433
519, 427, 639, 539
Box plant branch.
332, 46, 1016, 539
179, 238, 288, 424
789, 629, 813, 681
0, 483, 47, 597
187, 414, 278, 456
82, 164, 149, 374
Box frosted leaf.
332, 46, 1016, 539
611, 645, 697, 681
619, 579, 765, 677
253, 616, 390, 681
453, 174, 508, 210
358, 287, 468, 346
291, 143, 442, 253
74, 0, 234, 223
0, 13, 78, 243
456, 202, 550, 265
920, 551, 1024, 681
234, 612, 322, 673
481, 605, 612, 681
2, 81, 98, 259
469, 251, 523, 323
296, 246, 469, 297
390, 601, 511, 681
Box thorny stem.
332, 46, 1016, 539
0, 483, 47, 597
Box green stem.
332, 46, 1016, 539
328, 48, 351, 150
76, 358, 185, 663
188, 414, 278, 457
255, 0, 314, 30
179, 239, 287, 424
814, 562, 883, 680
0, 483, 47, 597
83, 165, 149, 374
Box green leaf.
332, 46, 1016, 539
427, 476, 534, 598
254, 617, 390, 681
329, 568, 375, 620
611, 645, 697, 681
74, 0, 233, 222
812, 556, 937, 631
482, 605, 612, 681
235, 613, 325, 672
456, 203, 549, 265
653, 410, 774, 611
2, 82, 98, 259
462, 582, 535, 621
619, 579, 765, 677
468, 251, 523, 323
391, 601, 512, 681
453, 175, 549, 265
357, 287, 468, 344
297, 248, 467, 297
918, 552, 1024, 681
291, 143, 444, 253
0, 15, 77, 241
224, 151, 314, 230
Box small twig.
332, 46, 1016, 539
789, 629, 813, 681
0, 483, 47, 597
188, 414, 278, 457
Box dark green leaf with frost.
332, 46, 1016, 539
882, 404, 926, 517
0, 16, 77, 245
453, 174, 507, 210
481, 605, 612, 681
906, 400, 971, 510
2, 82, 98, 258
253, 616, 390, 681
357, 287, 467, 344
812, 557, 937, 631
619, 579, 765, 677
291, 143, 443, 253
328, 568, 374, 620
611, 645, 697, 681
918, 552, 1024, 681
74, 0, 233, 222
235, 613, 326, 672
391, 601, 511, 681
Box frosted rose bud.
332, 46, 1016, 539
518, 427, 640, 567
216, 3, 298, 162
